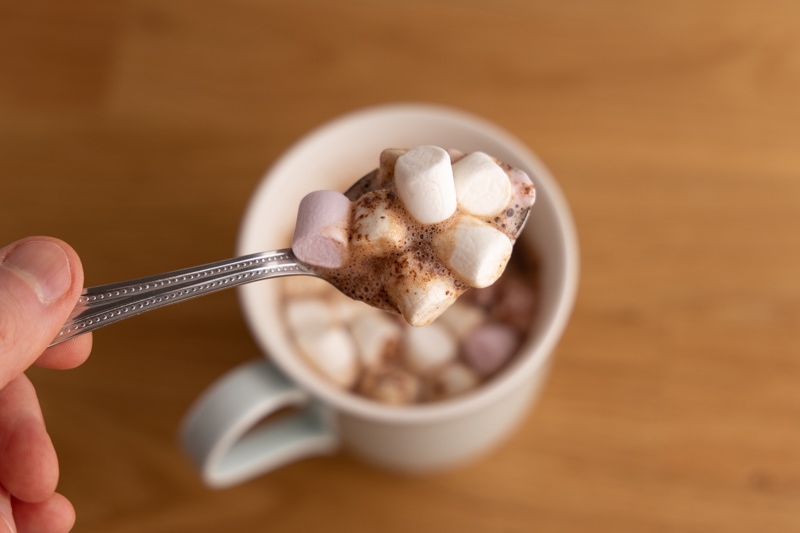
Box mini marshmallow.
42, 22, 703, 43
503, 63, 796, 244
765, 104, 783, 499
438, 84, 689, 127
430, 362, 480, 399
462, 322, 519, 377
436, 300, 487, 339
452, 152, 512, 217
329, 293, 370, 324
359, 367, 420, 405
440, 217, 513, 288
508, 167, 536, 210
350, 311, 402, 369
296, 327, 359, 388
470, 283, 499, 308
402, 322, 457, 375
446, 148, 466, 163
285, 298, 334, 336
394, 146, 457, 224
379, 148, 405, 177
491, 275, 537, 332
351, 191, 407, 252
292, 190, 351, 268
281, 276, 331, 298
390, 274, 459, 327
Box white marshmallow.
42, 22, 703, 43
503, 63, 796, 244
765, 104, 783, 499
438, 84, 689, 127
452, 152, 512, 217
394, 146, 457, 224
285, 298, 334, 336
292, 190, 351, 268
440, 217, 512, 288
351, 191, 407, 252
350, 311, 402, 369
402, 322, 457, 375
379, 148, 405, 172
436, 300, 487, 339
390, 275, 459, 327
329, 293, 370, 324
431, 362, 480, 398
359, 367, 420, 405
296, 327, 359, 388
281, 276, 331, 298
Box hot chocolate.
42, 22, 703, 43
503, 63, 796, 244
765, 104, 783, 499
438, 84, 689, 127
280, 247, 538, 405
284, 146, 539, 405
291, 146, 536, 326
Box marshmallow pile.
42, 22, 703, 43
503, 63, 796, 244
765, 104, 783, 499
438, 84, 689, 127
292, 146, 536, 326
280, 252, 538, 405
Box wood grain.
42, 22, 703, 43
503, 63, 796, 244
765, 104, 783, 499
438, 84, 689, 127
2, 1, 800, 531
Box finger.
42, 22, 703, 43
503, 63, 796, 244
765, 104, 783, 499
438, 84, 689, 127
0, 237, 85, 389
11, 493, 75, 533
0, 375, 59, 503
35, 333, 93, 371
0, 485, 14, 533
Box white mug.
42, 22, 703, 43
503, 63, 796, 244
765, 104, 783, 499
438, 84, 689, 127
180, 103, 580, 488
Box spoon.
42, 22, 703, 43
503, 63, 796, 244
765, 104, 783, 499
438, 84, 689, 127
50, 169, 531, 347
48, 171, 380, 348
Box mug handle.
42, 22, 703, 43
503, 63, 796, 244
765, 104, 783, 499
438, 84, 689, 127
180, 358, 339, 488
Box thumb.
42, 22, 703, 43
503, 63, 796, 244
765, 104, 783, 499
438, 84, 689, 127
0, 485, 14, 533
0, 238, 83, 389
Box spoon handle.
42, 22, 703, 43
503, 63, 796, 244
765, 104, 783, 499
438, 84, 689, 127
50, 248, 316, 347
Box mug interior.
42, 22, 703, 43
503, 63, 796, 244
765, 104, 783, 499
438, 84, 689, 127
237, 103, 579, 425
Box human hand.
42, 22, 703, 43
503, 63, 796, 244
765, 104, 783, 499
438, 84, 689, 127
0, 237, 92, 533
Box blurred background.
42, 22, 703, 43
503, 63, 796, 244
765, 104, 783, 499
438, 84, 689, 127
2, 1, 800, 531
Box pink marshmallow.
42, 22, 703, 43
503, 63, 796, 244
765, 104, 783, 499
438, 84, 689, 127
446, 148, 466, 163
462, 322, 519, 376
292, 190, 352, 268
508, 168, 536, 210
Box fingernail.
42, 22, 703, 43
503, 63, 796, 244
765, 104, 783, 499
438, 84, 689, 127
2, 240, 72, 304
0, 486, 16, 533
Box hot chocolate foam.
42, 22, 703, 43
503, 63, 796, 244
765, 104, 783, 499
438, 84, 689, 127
292, 146, 535, 326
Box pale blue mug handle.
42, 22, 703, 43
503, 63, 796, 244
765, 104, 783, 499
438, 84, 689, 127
180, 359, 339, 488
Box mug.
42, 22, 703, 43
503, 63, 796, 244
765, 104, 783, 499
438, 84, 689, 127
180, 103, 580, 488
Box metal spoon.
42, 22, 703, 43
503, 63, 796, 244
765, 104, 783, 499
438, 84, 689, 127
50, 170, 530, 347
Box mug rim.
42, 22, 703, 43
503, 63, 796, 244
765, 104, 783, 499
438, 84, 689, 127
237, 102, 579, 425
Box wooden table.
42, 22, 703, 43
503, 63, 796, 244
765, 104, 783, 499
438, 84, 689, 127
3, 1, 799, 531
